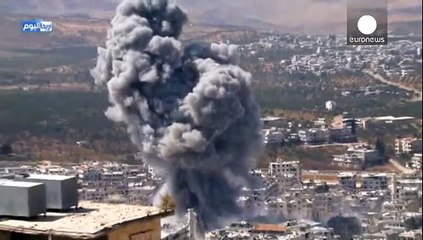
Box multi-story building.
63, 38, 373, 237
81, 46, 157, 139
298, 128, 329, 144
239, 183, 278, 216
392, 177, 422, 204
399, 230, 423, 240
266, 193, 314, 220
361, 173, 389, 190
329, 127, 356, 143
271, 173, 300, 191
268, 159, 302, 185
262, 128, 284, 145
353, 230, 402, 240
312, 192, 343, 223
395, 138, 423, 155
307, 226, 340, 240
333, 153, 367, 168
333, 146, 379, 169
407, 154, 422, 170
79, 188, 107, 201
102, 171, 126, 185
338, 173, 357, 190
79, 168, 102, 182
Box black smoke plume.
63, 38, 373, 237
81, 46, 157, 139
91, 0, 263, 230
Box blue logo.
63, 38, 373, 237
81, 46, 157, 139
22, 19, 53, 33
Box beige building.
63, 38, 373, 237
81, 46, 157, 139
361, 173, 389, 190
268, 159, 302, 185
0, 202, 172, 240
399, 230, 422, 240
395, 138, 422, 155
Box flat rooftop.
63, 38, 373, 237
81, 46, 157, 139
0, 180, 43, 188
27, 174, 75, 180
252, 224, 288, 233
0, 201, 173, 239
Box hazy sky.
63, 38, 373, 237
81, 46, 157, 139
1, 0, 421, 33
181, 0, 422, 31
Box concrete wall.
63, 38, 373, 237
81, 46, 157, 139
0, 217, 161, 240
108, 217, 161, 240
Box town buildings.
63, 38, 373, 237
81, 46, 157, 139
332, 145, 380, 169
298, 128, 329, 144
408, 154, 423, 170
395, 138, 423, 155
1, 157, 421, 240
262, 128, 285, 145
239, 34, 422, 78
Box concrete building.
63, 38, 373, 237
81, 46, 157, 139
0, 202, 172, 240
395, 138, 423, 155
312, 193, 343, 223
325, 101, 337, 111
332, 146, 379, 169
354, 231, 402, 240
268, 159, 302, 185
101, 171, 125, 185
408, 154, 422, 170
250, 224, 288, 237
80, 169, 102, 182
338, 173, 357, 190
393, 178, 422, 204
266, 194, 314, 220
162, 209, 204, 240
329, 127, 356, 143
298, 128, 329, 144
361, 173, 389, 190
262, 128, 284, 145
333, 152, 367, 168
399, 230, 423, 240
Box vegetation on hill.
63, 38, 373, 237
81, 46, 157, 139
0, 90, 137, 163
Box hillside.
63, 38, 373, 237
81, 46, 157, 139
0, 15, 108, 50
0, 14, 257, 51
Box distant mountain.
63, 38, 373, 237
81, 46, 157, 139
390, 20, 423, 35
0, 0, 421, 34
0, 14, 109, 49
180, 0, 422, 34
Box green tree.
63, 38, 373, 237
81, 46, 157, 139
375, 138, 390, 163
0, 144, 13, 155
375, 138, 386, 156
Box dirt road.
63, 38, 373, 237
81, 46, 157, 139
389, 159, 416, 174
363, 70, 422, 102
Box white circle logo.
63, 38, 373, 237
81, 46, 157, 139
357, 15, 377, 35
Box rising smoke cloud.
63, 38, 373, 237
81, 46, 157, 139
91, 0, 263, 230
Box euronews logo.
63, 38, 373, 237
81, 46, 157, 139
22, 19, 53, 33
347, 0, 387, 45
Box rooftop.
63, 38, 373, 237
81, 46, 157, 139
251, 224, 288, 233
361, 173, 388, 178
0, 201, 173, 239
27, 174, 75, 181
0, 180, 43, 188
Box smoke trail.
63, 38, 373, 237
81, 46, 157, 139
91, 0, 263, 230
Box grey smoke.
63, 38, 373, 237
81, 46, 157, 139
91, 0, 263, 230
